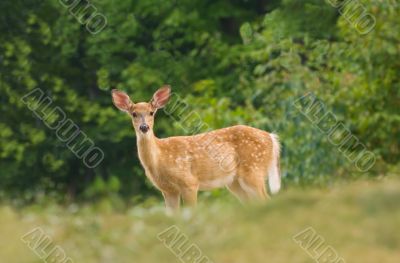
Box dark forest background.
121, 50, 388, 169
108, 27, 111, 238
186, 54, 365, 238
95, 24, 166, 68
1, 0, 399, 204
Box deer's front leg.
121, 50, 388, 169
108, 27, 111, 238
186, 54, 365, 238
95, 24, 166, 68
162, 191, 180, 214
182, 187, 198, 207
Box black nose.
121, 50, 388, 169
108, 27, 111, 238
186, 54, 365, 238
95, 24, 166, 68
139, 124, 149, 133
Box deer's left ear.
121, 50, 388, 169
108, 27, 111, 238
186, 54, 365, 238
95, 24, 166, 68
150, 85, 171, 109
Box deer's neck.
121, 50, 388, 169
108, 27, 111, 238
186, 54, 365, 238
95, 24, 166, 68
136, 132, 160, 172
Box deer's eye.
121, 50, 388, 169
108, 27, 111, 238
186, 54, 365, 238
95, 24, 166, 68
150, 111, 154, 116
132, 112, 138, 118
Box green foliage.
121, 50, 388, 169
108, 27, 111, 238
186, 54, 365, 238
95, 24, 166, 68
0, 0, 398, 201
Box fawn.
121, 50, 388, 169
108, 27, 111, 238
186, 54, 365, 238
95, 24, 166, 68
112, 86, 281, 212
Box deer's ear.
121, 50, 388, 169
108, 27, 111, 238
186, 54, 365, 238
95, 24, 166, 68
151, 85, 171, 109
112, 89, 133, 112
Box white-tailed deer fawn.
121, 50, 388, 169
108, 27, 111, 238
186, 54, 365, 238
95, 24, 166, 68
112, 86, 281, 212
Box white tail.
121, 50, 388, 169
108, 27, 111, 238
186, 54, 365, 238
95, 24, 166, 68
268, 133, 281, 194
112, 86, 282, 212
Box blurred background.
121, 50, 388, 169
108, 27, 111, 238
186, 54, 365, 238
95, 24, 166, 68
0, 0, 399, 262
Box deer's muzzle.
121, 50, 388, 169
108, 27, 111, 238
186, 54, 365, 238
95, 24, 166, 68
139, 123, 149, 133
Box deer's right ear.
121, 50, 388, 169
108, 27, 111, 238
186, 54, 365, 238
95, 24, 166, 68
112, 89, 133, 112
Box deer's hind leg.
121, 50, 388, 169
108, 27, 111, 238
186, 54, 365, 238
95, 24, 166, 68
236, 172, 269, 201
227, 179, 249, 203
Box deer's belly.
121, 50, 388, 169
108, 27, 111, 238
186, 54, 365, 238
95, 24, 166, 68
198, 174, 235, 190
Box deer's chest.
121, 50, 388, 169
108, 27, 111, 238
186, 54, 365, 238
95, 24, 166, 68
143, 168, 179, 192
141, 155, 190, 192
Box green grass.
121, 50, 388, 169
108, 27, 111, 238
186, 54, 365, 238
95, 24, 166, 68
1, 177, 399, 263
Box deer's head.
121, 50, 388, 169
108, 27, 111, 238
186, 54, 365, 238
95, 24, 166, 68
111, 86, 171, 135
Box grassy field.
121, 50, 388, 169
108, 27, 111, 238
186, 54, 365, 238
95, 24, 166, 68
1, 176, 399, 263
